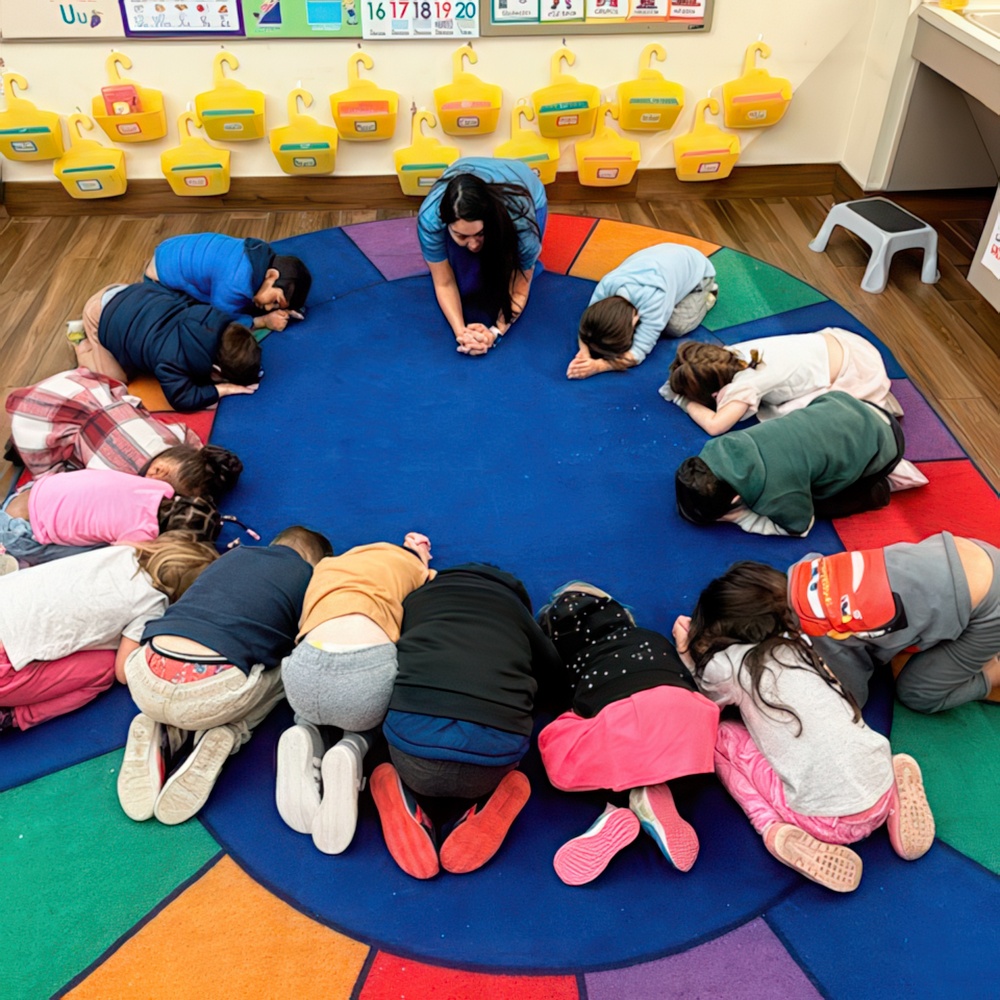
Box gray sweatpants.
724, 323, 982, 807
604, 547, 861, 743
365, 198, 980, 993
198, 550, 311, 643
665, 277, 719, 337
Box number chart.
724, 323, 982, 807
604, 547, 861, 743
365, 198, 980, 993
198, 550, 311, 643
362, 0, 478, 38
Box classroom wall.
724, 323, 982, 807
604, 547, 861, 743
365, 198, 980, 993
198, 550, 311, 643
0, 0, 907, 185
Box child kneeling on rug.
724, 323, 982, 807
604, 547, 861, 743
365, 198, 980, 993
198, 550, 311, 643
0, 468, 219, 567
71, 282, 261, 412
275, 534, 435, 855
675, 391, 923, 537
371, 563, 565, 880
673, 561, 936, 893
118, 526, 330, 825
0, 533, 217, 732
568, 244, 717, 380
536, 583, 720, 886
788, 532, 1000, 714
660, 328, 901, 436
145, 233, 311, 334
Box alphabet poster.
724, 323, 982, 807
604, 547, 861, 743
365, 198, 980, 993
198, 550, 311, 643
1, 0, 126, 38
120, 0, 245, 34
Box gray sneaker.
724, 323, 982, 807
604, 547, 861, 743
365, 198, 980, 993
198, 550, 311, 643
117, 714, 189, 822
153, 725, 237, 825
312, 735, 367, 855
275, 722, 325, 834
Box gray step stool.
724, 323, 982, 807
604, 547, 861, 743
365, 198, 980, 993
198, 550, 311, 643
809, 196, 940, 294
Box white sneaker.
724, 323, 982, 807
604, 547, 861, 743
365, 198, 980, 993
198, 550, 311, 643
311, 736, 366, 855
153, 725, 236, 825
117, 714, 189, 821
0, 553, 18, 576
275, 723, 325, 834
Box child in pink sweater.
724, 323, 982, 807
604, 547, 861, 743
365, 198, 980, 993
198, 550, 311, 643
0, 468, 219, 567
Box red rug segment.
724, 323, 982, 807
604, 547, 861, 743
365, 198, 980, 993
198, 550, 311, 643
834, 459, 1000, 551
540, 215, 598, 275
359, 952, 580, 999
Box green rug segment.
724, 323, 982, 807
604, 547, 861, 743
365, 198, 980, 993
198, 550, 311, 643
703, 247, 827, 332
891, 701, 1000, 875
0, 752, 220, 1000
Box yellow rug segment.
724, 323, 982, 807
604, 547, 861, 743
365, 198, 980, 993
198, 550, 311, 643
570, 221, 720, 282
67, 856, 370, 999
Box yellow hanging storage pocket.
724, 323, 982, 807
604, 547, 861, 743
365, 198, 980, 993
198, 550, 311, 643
394, 111, 460, 197
494, 100, 560, 185
531, 47, 600, 139
53, 114, 127, 199
673, 98, 740, 182
434, 45, 502, 137
721, 42, 792, 129
575, 103, 640, 188
161, 111, 231, 196
194, 52, 266, 142
91, 51, 167, 144
0, 73, 65, 161
330, 52, 399, 142
270, 88, 338, 176
616, 44, 684, 133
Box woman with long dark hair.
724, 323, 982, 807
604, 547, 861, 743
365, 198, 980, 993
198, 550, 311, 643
416, 157, 547, 356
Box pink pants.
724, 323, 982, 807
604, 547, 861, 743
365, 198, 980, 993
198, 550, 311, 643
713, 720, 894, 845
0, 648, 117, 730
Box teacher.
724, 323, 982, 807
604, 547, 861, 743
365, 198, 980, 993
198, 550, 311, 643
417, 157, 548, 356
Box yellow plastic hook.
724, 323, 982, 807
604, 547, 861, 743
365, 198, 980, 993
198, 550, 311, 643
742, 41, 771, 74
105, 51, 133, 83
212, 50, 240, 86
347, 51, 375, 86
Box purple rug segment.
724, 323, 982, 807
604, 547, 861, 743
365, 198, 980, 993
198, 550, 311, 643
892, 379, 965, 462
584, 918, 821, 1000
343, 217, 428, 281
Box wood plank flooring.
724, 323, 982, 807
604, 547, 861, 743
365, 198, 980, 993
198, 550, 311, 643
1, 193, 997, 496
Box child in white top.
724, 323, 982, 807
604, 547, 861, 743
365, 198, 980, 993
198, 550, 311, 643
661, 328, 900, 435
0, 468, 219, 566
672, 560, 935, 892
0, 533, 217, 731
568, 244, 718, 380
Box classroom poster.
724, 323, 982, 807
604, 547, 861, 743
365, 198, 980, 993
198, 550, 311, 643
242, 0, 361, 38
120, 0, 245, 35
981, 208, 1000, 280
491, 0, 538, 22
489, 0, 704, 28
361, 0, 478, 38
1, 0, 125, 39
540, 0, 584, 23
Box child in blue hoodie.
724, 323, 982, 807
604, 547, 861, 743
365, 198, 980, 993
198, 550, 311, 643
145, 233, 311, 335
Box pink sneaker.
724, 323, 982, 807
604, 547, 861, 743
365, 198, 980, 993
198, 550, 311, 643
886, 754, 935, 861
553, 805, 640, 886
629, 783, 699, 872
763, 823, 862, 893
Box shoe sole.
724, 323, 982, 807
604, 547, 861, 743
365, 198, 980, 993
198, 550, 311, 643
312, 743, 362, 855
117, 714, 161, 822
154, 727, 236, 826
888, 754, 935, 861
369, 764, 439, 880
0, 554, 18, 576
275, 726, 321, 835
766, 824, 862, 892
553, 807, 640, 886
440, 771, 531, 874
629, 784, 699, 872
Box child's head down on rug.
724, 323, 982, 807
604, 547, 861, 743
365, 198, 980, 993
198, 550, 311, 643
141, 444, 244, 500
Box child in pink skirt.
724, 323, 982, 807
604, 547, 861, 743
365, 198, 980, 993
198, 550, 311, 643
536, 583, 720, 886
673, 561, 936, 892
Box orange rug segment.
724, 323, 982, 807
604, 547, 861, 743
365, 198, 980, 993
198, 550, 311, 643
833, 460, 1000, 551
66, 856, 369, 1000
359, 951, 580, 999
569, 220, 720, 281
127, 375, 178, 413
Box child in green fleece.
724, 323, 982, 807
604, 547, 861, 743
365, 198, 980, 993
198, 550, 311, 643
674, 392, 921, 537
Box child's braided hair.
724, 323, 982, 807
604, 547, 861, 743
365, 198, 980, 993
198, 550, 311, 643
157, 494, 222, 543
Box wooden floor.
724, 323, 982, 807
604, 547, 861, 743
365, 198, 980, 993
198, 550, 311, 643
1, 191, 997, 495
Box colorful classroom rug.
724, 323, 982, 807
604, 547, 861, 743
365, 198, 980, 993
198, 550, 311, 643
3, 216, 999, 1000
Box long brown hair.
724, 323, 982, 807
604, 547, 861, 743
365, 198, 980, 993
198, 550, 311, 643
668, 341, 761, 409
578, 296, 636, 361
133, 530, 219, 602
687, 561, 861, 734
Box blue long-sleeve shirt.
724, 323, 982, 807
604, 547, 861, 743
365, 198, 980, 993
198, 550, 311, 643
152, 233, 274, 327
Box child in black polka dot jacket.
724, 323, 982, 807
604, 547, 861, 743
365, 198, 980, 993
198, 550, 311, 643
536, 583, 720, 886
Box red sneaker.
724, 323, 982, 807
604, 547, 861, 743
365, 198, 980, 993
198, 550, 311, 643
369, 763, 439, 880
553, 805, 640, 886
439, 770, 531, 874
